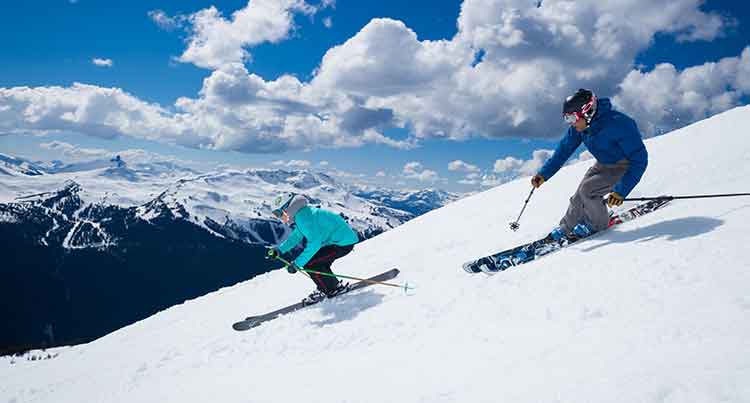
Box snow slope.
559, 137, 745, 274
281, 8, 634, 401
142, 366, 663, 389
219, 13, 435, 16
3, 106, 750, 402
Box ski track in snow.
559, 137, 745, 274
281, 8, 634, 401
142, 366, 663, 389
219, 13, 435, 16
2, 107, 750, 402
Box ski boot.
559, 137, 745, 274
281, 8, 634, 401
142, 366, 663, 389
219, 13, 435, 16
571, 222, 594, 239
325, 281, 351, 299
548, 226, 567, 242
302, 289, 327, 305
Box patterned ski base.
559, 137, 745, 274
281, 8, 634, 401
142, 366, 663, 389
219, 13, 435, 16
463, 198, 671, 275
232, 268, 400, 331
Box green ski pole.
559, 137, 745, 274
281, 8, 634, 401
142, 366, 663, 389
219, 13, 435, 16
271, 252, 414, 292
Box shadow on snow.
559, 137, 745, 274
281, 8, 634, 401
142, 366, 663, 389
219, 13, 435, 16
309, 289, 385, 327
582, 216, 725, 253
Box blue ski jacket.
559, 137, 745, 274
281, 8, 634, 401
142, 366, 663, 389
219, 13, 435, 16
278, 206, 359, 268
538, 98, 648, 197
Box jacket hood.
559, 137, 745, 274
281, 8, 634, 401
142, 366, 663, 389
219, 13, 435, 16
594, 98, 612, 119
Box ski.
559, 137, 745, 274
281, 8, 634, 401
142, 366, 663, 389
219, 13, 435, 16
232, 268, 400, 331
463, 198, 671, 274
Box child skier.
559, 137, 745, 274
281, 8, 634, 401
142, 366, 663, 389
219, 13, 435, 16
266, 193, 360, 304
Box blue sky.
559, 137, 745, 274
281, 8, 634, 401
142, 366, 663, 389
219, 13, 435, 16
1, 0, 749, 192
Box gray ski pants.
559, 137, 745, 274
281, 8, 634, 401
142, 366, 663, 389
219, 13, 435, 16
559, 159, 630, 233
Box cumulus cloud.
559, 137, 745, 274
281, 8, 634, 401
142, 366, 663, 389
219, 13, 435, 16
148, 10, 184, 31
171, 63, 416, 152
480, 148, 554, 188
403, 161, 440, 182
323, 17, 332, 28
92, 58, 113, 67
306, 0, 732, 141
574, 150, 594, 163
177, 0, 324, 69
0, 65, 411, 153
493, 156, 523, 173
448, 160, 480, 173
457, 171, 482, 185
271, 159, 312, 168
0, 84, 186, 142
494, 149, 553, 176
2, 0, 746, 155
40, 141, 112, 160
613, 46, 750, 135
39, 140, 189, 167
450, 160, 481, 185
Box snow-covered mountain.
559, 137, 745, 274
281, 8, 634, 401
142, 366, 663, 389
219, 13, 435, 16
352, 187, 461, 216
0, 153, 46, 176
0, 154, 456, 352
2, 106, 749, 402
0, 156, 450, 248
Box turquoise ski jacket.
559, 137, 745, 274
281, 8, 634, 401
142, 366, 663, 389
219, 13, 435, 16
278, 206, 359, 268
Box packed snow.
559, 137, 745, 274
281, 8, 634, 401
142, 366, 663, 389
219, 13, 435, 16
2, 106, 750, 402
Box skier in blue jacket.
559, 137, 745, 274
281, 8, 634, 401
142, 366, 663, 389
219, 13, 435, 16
531, 89, 648, 238
266, 193, 360, 304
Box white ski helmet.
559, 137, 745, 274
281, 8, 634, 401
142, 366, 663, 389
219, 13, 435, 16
271, 193, 308, 222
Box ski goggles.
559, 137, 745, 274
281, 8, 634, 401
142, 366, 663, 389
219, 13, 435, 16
272, 200, 293, 219
271, 194, 295, 219
563, 111, 582, 124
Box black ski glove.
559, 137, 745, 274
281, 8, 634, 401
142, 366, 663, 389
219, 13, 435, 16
286, 263, 299, 274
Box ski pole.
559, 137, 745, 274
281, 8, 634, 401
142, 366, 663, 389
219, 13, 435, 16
272, 254, 414, 292
624, 192, 750, 202
509, 187, 535, 232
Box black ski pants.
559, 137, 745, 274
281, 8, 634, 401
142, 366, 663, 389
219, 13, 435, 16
305, 244, 354, 294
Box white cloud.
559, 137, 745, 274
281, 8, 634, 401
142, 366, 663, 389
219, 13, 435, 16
613, 46, 750, 135
38, 140, 189, 167
519, 149, 553, 176
448, 160, 480, 173
2, 0, 745, 155
478, 173, 505, 188
572, 150, 594, 164
319, 160, 329, 167
402, 161, 440, 182
375, 171, 386, 177
271, 159, 312, 168
307, 0, 731, 142
323, 17, 332, 28
178, 0, 322, 69
148, 10, 183, 31
493, 156, 523, 173
361, 129, 417, 150
92, 58, 113, 67
313, 18, 463, 99
493, 149, 553, 177
457, 171, 482, 185
0, 83, 185, 143
40, 141, 111, 160
449, 160, 482, 186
